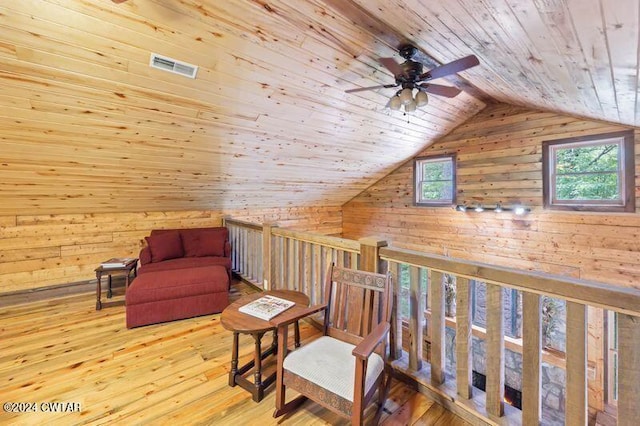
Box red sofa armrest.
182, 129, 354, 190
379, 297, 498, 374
224, 241, 231, 258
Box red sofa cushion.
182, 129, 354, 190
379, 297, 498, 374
127, 266, 228, 306
181, 228, 227, 257
145, 231, 183, 262
138, 256, 231, 277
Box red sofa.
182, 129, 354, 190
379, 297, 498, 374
126, 227, 232, 328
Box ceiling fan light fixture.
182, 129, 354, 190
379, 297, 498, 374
389, 95, 402, 111
404, 100, 417, 112
415, 90, 429, 107
399, 88, 414, 105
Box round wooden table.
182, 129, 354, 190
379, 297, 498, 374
221, 290, 310, 402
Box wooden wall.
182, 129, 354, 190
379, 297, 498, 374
344, 103, 640, 289
0, 206, 341, 294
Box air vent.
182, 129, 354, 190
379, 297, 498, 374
149, 53, 198, 79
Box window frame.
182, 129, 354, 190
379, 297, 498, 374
413, 154, 456, 207
542, 131, 635, 212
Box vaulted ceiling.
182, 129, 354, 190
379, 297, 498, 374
0, 0, 637, 214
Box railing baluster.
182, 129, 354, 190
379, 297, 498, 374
262, 224, 273, 290
350, 251, 358, 271
247, 230, 254, 281
295, 239, 301, 290
388, 261, 402, 360
313, 244, 322, 304
522, 292, 541, 424
455, 276, 472, 399
429, 270, 445, 385
408, 265, 423, 371
486, 283, 505, 417
274, 236, 282, 290
566, 301, 587, 426
617, 313, 640, 426
241, 228, 247, 277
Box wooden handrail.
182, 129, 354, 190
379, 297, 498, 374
223, 218, 263, 231
271, 227, 360, 253
380, 246, 640, 316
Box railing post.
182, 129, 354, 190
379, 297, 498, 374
359, 237, 388, 335
455, 277, 473, 399
408, 265, 424, 371
486, 283, 505, 417
618, 313, 640, 426
358, 237, 387, 273
522, 292, 541, 424
429, 270, 446, 385
566, 301, 587, 426
262, 223, 277, 291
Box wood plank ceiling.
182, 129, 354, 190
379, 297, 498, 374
0, 0, 637, 215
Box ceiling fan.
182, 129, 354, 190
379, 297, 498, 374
346, 45, 479, 112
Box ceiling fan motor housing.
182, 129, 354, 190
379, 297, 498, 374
397, 60, 423, 88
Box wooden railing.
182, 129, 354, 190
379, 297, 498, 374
224, 218, 367, 302
223, 218, 640, 426
225, 219, 264, 287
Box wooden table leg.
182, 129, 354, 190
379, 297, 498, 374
95, 271, 102, 310
229, 332, 239, 387
252, 331, 265, 402
271, 329, 278, 355
294, 321, 301, 348
107, 274, 113, 298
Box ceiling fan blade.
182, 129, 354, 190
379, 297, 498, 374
345, 84, 398, 93
378, 58, 405, 78
112, 0, 128, 3
418, 55, 479, 81
418, 83, 462, 98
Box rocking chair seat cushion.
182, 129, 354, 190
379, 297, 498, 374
283, 336, 384, 403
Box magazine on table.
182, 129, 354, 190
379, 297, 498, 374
239, 295, 295, 321
100, 257, 135, 268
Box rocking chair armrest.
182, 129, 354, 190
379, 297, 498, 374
271, 303, 328, 328
352, 322, 390, 360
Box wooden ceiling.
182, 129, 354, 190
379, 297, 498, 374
0, 0, 637, 215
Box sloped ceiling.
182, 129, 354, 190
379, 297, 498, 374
0, 0, 637, 215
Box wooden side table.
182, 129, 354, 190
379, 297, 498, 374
221, 290, 310, 402
95, 258, 138, 310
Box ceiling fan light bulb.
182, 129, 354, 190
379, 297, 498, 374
389, 96, 402, 111
415, 90, 429, 107
399, 88, 414, 105
404, 100, 417, 112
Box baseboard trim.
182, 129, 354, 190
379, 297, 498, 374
0, 277, 126, 308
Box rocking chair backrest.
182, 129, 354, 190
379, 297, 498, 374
322, 264, 393, 350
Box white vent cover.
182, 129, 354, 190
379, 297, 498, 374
149, 53, 198, 79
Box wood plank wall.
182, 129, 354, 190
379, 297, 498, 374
343, 102, 640, 412
0, 206, 341, 294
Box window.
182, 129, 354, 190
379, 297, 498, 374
414, 155, 456, 206
543, 131, 635, 212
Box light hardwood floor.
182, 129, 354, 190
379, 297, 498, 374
0, 281, 468, 425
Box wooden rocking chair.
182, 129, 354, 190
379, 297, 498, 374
272, 264, 393, 425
